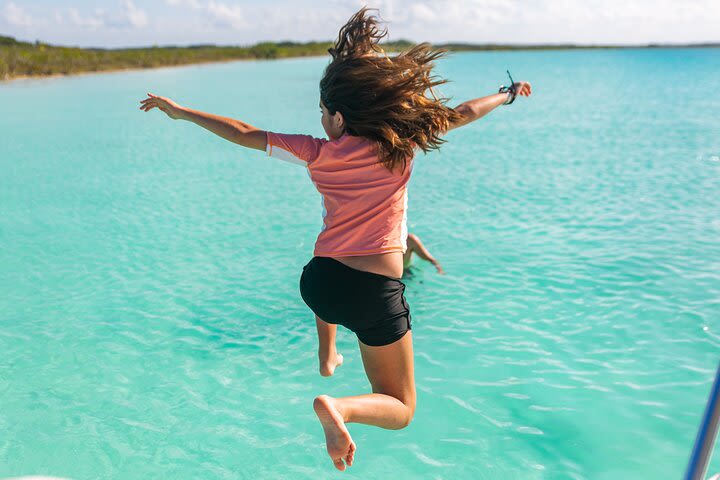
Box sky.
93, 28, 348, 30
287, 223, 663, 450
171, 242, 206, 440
2, 0, 719, 48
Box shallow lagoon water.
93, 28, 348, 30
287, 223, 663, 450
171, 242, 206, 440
1, 48, 719, 479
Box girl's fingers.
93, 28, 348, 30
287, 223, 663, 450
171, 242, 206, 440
141, 99, 166, 110
139, 94, 167, 112
140, 94, 172, 109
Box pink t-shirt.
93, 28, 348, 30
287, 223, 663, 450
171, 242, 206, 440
266, 132, 412, 257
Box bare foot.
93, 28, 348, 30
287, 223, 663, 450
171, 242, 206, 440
313, 395, 356, 470
319, 352, 343, 377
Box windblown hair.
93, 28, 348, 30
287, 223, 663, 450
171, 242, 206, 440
320, 8, 462, 172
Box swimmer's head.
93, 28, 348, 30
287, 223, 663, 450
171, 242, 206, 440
319, 8, 462, 172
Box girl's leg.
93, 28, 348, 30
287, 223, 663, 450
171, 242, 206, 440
315, 315, 343, 377
313, 331, 415, 470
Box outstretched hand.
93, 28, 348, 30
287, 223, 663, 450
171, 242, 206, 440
513, 81, 532, 97
139, 93, 184, 119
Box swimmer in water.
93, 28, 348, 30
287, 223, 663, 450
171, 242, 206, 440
403, 232, 445, 274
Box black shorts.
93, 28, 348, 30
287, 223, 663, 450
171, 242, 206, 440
299, 256, 412, 347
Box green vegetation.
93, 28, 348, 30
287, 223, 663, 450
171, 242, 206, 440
0, 36, 337, 79
0, 35, 717, 81
1, 36, 418, 80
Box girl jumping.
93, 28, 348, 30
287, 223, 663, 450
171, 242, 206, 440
139, 7, 531, 471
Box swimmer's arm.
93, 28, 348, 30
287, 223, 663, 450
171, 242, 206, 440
447, 82, 532, 131
407, 233, 445, 274
139, 93, 267, 151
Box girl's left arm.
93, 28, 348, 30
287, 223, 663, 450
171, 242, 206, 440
447, 81, 531, 131
139, 93, 267, 151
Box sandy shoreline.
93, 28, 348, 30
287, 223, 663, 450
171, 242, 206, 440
0, 55, 326, 84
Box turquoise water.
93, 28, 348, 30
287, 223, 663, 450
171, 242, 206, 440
1, 48, 719, 479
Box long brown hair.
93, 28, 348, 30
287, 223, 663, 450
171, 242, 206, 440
320, 7, 461, 173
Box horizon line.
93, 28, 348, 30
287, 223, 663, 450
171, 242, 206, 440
2, 34, 720, 51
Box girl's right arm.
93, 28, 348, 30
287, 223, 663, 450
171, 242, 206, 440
139, 93, 267, 151
447, 81, 532, 131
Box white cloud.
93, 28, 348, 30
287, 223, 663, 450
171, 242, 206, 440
165, 0, 204, 8
5, 0, 720, 48
207, 1, 244, 29
154, 0, 720, 45
2, 1, 34, 27
67, 8, 104, 29
323, 0, 720, 44
407, 4, 435, 23
164, 0, 245, 29
64, 1, 148, 30
121, 0, 148, 28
